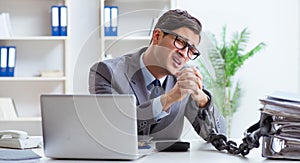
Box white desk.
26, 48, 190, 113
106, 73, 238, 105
32, 139, 294, 163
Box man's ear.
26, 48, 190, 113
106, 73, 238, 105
151, 28, 163, 45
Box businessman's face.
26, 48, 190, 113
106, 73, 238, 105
154, 27, 200, 75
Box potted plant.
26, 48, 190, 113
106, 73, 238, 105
198, 26, 266, 136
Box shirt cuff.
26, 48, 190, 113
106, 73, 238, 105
191, 95, 211, 109
153, 96, 170, 121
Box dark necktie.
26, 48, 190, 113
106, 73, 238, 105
149, 79, 165, 99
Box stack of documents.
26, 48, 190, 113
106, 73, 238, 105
40, 70, 63, 77
259, 91, 300, 160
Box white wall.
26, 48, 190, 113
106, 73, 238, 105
178, 0, 300, 138
68, 0, 300, 138
69, 0, 100, 94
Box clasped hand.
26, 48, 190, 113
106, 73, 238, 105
161, 67, 208, 111
175, 67, 208, 104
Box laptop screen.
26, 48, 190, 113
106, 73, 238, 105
41, 94, 141, 160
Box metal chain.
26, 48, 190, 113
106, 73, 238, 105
207, 132, 259, 156
207, 114, 273, 156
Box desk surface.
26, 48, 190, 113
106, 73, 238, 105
32, 139, 294, 163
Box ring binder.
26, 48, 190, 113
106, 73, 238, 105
59, 6, 68, 36
104, 6, 118, 36
51, 6, 60, 36
51, 6, 68, 36
7, 46, 16, 77
0, 46, 16, 77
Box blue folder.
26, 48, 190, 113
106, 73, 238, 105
59, 6, 68, 36
7, 46, 16, 77
0, 46, 16, 77
51, 6, 60, 36
0, 46, 8, 76
104, 6, 118, 36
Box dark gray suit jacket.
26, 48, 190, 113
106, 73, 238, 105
89, 47, 226, 140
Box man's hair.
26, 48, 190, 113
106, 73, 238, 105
154, 9, 202, 37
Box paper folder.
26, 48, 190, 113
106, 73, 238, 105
51, 6, 60, 36
0, 46, 16, 77
7, 46, 16, 77
104, 6, 118, 36
0, 47, 7, 77
59, 6, 68, 36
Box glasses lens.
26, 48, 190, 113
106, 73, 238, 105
174, 36, 187, 49
188, 47, 200, 60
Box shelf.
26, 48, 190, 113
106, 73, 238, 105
0, 117, 41, 122
0, 77, 66, 82
104, 0, 170, 3
0, 36, 68, 41
104, 36, 151, 41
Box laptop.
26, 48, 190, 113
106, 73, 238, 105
40, 94, 147, 160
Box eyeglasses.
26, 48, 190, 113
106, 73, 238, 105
161, 29, 200, 60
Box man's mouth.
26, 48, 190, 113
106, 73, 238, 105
172, 55, 182, 68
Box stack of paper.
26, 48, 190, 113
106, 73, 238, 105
259, 91, 300, 160
40, 70, 63, 77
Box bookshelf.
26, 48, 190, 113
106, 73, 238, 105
0, 0, 69, 134
0, 0, 176, 135
99, 0, 177, 59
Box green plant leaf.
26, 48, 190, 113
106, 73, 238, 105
198, 26, 266, 135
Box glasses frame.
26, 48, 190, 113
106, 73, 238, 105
161, 29, 200, 60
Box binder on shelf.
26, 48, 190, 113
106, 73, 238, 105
104, 6, 111, 36
104, 6, 118, 36
0, 46, 16, 77
0, 47, 8, 76
110, 6, 118, 36
59, 6, 68, 36
0, 13, 13, 37
7, 46, 16, 77
51, 6, 60, 36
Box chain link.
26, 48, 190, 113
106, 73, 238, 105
207, 114, 273, 156
208, 133, 255, 156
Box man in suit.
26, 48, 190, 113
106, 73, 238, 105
89, 9, 226, 140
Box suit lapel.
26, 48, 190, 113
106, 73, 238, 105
124, 48, 149, 104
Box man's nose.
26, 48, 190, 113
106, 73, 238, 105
178, 47, 189, 60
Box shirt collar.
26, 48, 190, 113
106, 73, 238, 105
140, 53, 166, 89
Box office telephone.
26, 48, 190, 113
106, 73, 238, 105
0, 130, 29, 139
0, 130, 42, 149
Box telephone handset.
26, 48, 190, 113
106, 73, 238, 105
0, 130, 29, 139
0, 130, 42, 149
